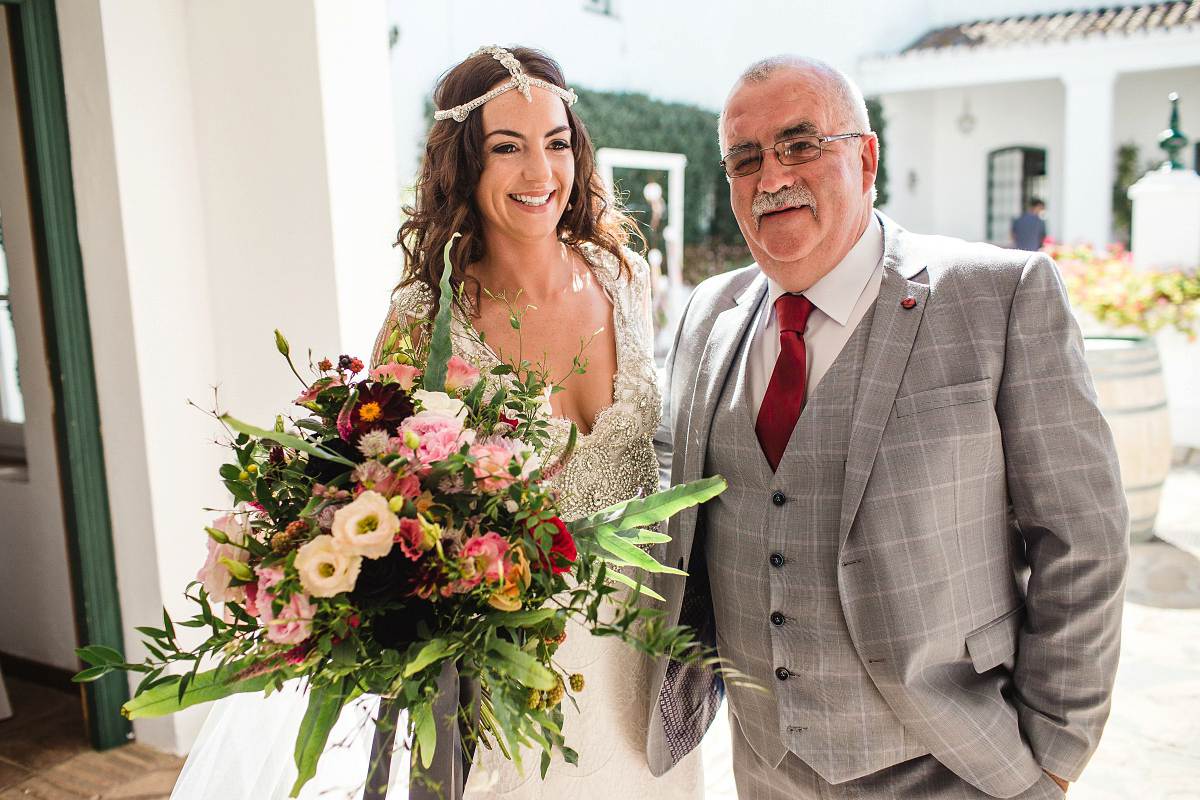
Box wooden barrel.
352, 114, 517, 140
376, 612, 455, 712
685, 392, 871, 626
1084, 337, 1173, 542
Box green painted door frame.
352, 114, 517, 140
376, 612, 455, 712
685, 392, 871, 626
2, 0, 131, 749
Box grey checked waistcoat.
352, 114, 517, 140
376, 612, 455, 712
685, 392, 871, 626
702, 302, 930, 784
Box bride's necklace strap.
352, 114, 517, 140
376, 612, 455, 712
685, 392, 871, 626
434, 45, 578, 123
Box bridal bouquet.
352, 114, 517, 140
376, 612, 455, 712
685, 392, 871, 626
75, 239, 724, 798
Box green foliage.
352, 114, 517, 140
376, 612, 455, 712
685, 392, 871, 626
865, 96, 889, 208
1111, 142, 1159, 248
573, 88, 742, 248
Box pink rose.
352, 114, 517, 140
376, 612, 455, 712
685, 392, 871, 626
264, 591, 314, 645
370, 362, 419, 390
444, 356, 480, 392
469, 443, 517, 491
458, 532, 509, 589
248, 566, 314, 645
399, 413, 474, 470
197, 512, 252, 604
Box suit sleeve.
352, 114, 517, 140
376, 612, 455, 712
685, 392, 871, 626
996, 252, 1129, 781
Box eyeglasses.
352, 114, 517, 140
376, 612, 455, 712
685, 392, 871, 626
720, 133, 865, 178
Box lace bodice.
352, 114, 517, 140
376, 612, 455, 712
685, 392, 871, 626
374, 246, 662, 525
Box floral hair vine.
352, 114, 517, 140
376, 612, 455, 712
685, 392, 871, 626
434, 45, 578, 123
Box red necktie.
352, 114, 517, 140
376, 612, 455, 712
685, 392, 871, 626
755, 294, 814, 471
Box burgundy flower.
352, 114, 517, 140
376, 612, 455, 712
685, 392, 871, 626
345, 382, 414, 443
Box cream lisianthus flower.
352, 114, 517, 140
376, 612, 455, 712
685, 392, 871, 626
413, 389, 468, 424
294, 535, 362, 598
331, 490, 398, 558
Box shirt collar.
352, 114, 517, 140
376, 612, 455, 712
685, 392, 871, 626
766, 212, 883, 327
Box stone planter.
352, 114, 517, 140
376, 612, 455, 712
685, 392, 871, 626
1083, 336, 1173, 541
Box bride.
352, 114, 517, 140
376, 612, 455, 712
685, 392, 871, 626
171, 45, 704, 800
378, 45, 704, 800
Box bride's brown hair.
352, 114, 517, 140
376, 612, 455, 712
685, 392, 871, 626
396, 46, 638, 315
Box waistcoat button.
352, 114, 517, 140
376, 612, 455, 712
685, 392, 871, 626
775, 667, 790, 681
770, 552, 784, 567
771, 612, 785, 626
772, 491, 786, 506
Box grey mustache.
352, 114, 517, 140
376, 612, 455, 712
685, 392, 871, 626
752, 186, 818, 230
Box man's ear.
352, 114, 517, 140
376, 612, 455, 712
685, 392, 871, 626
860, 133, 879, 196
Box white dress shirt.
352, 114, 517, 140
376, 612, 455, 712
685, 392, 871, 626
748, 212, 884, 416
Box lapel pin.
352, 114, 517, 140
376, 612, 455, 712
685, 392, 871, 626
901, 296, 917, 309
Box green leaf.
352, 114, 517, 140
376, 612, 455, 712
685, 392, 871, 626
487, 639, 556, 690
73, 666, 109, 682
122, 662, 297, 719
291, 678, 358, 797
483, 608, 557, 627
218, 464, 243, 482
76, 644, 124, 666
423, 233, 459, 391
567, 476, 726, 540
412, 703, 437, 769
602, 568, 665, 601
220, 415, 356, 467
593, 530, 686, 575
402, 637, 455, 678
611, 528, 671, 545
223, 480, 255, 503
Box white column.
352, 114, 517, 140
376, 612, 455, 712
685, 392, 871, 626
1061, 70, 1116, 246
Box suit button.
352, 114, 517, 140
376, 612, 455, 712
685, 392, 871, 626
771, 612, 785, 626
770, 552, 785, 567
775, 667, 790, 681
772, 491, 786, 506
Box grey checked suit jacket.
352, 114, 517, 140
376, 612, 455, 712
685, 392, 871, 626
648, 213, 1128, 797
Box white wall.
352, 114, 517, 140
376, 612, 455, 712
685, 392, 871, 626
58, 0, 399, 753
384, 0, 1034, 183
880, 80, 1063, 243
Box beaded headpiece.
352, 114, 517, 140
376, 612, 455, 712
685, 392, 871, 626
434, 45, 578, 123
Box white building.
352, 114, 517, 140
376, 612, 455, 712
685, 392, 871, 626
0, 0, 1196, 759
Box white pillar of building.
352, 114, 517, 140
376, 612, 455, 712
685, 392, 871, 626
1129, 169, 1200, 270
1061, 70, 1117, 246
59, 0, 397, 754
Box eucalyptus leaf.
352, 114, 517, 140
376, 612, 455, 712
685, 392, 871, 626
221, 415, 355, 467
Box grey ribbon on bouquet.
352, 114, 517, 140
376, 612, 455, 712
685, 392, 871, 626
365, 661, 479, 800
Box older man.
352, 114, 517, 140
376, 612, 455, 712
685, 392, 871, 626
649, 56, 1128, 799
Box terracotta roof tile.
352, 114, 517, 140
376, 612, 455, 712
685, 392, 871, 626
903, 0, 1199, 52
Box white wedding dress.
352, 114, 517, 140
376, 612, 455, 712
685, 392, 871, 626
170, 246, 703, 800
